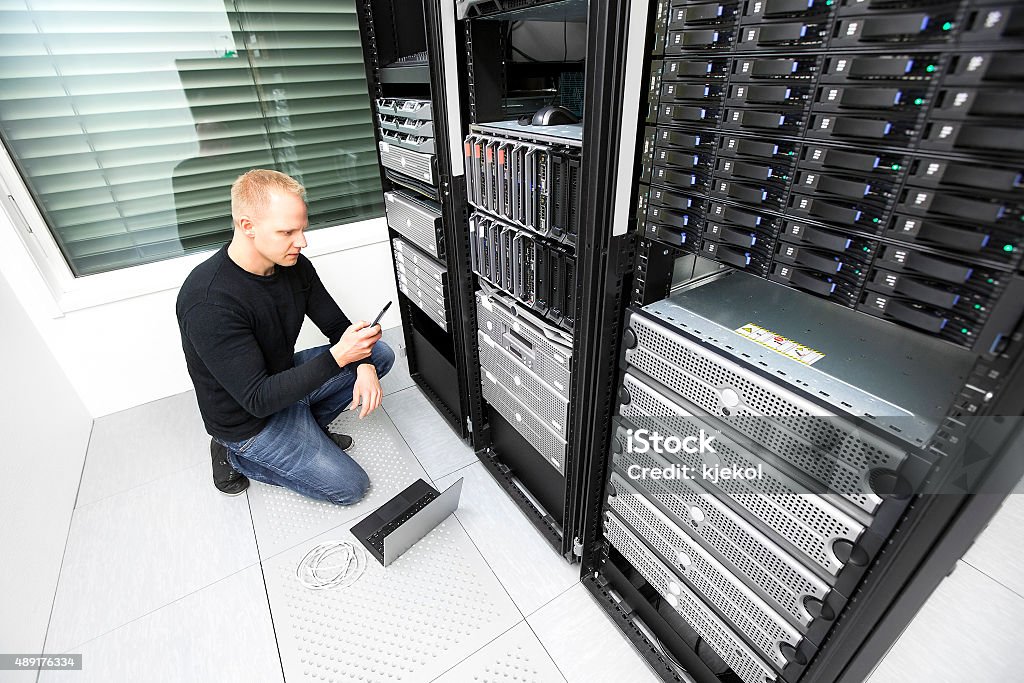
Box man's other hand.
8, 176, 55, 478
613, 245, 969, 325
350, 364, 383, 418
331, 321, 381, 368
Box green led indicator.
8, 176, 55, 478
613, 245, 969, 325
891, 164, 901, 171
826, 0, 833, 4
863, 246, 870, 251
974, 304, 982, 310
987, 278, 995, 284
872, 218, 880, 223
788, 151, 795, 156
914, 97, 925, 106
854, 269, 861, 274
942, 21, 953, 31
926, 65, 937, 73
1005, 244, 1016, 252
961, 327, 969, 334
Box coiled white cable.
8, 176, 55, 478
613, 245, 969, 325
296, 541, 367, 590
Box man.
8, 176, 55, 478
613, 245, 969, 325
176, 169, 394, 502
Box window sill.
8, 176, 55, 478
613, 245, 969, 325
54, 215, 389, 314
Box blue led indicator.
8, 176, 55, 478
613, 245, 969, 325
905, 60, 914, 74
884, 123, 893, 135
845, 239, 852, 248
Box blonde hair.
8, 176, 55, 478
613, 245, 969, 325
231, 169, 306, 224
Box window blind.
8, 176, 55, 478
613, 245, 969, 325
0, 0, 383, 276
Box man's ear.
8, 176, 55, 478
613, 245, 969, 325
237, 216, 256, 238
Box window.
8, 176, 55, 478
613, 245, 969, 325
0, 0, 383, 276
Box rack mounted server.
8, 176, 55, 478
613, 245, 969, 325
469, 211, 577, 331
465, 124, 583, 246
605, 269, 976, 683
634, 0, 1024, 354
392, 237, 449, 332
476, 286, 573, 474
377, 97, 440, 192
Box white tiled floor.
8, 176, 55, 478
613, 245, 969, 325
39, 341, 659, 682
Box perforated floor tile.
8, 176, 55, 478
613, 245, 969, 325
247, 406, 431, 560
262, 517, 522, 683
432, 621, 567, 683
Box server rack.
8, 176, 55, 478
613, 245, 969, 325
355, 0, 477, 438
576, 2, 1024, 683
357, 2, 1024, 680
457, 0, 592, 557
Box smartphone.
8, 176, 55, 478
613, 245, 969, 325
370, 300, 392, 328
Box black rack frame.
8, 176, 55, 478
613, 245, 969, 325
356, 0, 477, 440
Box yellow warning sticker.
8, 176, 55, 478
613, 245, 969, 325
735, 323, 825, 366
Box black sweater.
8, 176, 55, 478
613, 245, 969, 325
176, 246, 360, 441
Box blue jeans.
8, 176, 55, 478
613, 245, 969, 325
216, 341, 395, 505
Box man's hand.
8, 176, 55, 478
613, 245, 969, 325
330, 321, 381, 368
350, 364, 383, 418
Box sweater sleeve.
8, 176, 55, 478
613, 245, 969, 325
182, 302, 342, 418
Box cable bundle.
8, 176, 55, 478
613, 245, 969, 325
296, 541, 367, 590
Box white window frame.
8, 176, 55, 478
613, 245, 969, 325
0, 142, 388, 316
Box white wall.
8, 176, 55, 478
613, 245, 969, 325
867, 487, 1024, 682
0, 269, 93, 679
0, 206, 401, 418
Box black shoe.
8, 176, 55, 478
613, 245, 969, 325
210, 439, 249, 496
327, 432, 355, 452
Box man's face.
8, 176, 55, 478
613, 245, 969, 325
249, 189, 308, 267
